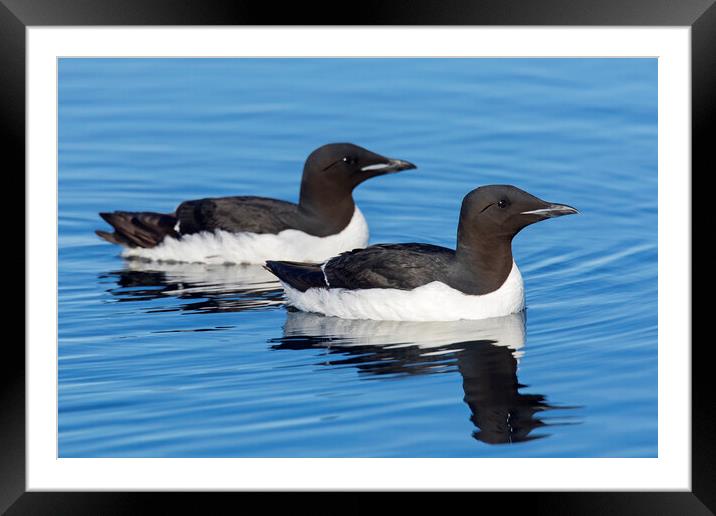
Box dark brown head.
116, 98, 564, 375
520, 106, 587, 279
299, 143, 415, 203
451, 185, 577, 294
297, 143, 416, 234
458, 184, 578, 243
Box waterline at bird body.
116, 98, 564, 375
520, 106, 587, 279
121, 207, 369, 265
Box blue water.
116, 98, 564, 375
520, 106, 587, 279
58, 58, 657, 457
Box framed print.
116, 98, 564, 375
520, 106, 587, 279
5, 0, 709, 513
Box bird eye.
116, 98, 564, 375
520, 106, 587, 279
497, 199, 508, 208
342, 156, 358, 165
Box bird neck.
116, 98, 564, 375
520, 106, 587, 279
453, 223, 515, 295
298, 182, 356, 237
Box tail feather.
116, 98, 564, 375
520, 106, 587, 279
265, 260, 328, 292
97, 211, 179, 248
95, 229, 126, 246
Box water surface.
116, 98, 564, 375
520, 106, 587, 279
58, 58, 657, 457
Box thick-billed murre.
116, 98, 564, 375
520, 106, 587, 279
265, 185, 578, 321
96, 143, 416, 264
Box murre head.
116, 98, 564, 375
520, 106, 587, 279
452, 184, 577, 295
459, 185, 578, 241
296, 143, 415, 235
301, 143, 416, 195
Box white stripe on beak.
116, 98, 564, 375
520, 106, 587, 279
520, 208, 557, 215
360, 163, 392, 172
521, 205, 579, 217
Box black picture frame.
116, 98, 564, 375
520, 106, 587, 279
4, 1, 707, 514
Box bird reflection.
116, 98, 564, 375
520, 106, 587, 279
271, 311, 572, 444
99, 259, 284, 314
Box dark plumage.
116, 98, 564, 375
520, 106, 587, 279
324, 244, 454, 289
266, 244, 455, 292
267, 185, 578, 296
96, 211, 179, 248
96, 143, 416, 248
264, 260, 329, 292
175, 196, 300, 235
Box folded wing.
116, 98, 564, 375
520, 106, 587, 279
266, 244, 455, 292
176, 196, 300, 235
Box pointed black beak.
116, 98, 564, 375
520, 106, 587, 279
521, 203, 579, 219
360, 158, 417, 174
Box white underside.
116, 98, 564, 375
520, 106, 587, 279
281, 261, 525, 322
121, 207, 369, 265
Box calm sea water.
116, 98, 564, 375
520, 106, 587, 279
58, 58, 657, 457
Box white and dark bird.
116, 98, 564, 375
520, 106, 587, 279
265, 185, 578, 321
96, 143, 416, 264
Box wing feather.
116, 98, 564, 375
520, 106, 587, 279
324, 244, 454, 290
176, 196, 300, 234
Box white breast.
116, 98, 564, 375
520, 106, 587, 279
121, 207, 369, 265
281, 261, 525, 322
